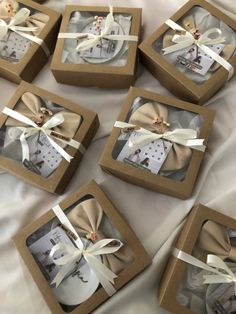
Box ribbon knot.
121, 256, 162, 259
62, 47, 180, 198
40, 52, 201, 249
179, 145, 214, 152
50, 205, 123, 296
114, 121, 206, 153
162, 19, 233, 79
2, 107, 84, 163
0, 8, 49, 56
58, 5, 138, 52
174, 249, 236, 295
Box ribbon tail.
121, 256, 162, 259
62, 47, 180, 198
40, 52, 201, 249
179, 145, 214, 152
128, 133, 162, 152
173, 249, 222, 275
48, 130, 85, 154
85, 254, 117, 296
203, 274, 233, 285
87, 239, 123, 255
184, 139, 206, 152
58, 33, 88, 39
162, 40, 193, 55
104, 34, 138, 42
77, 37, 100, 52
197, 43, 234, 79
11, 28, 50, 57
46, 133, 73, 162
51, 260, 77, 288
20, 130, 30, 162
12, 25, 39, 33
163, 136, 206, 152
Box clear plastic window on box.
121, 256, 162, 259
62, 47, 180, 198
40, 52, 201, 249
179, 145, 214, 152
152, 6, 236, 85
61, 10, 132, 66
177, 220, 236, 314
0, 2, 49, 63
0, 93, 82, 178
112, 96, 203, 182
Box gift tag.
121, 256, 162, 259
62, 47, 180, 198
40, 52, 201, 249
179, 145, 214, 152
117, 131, 172, 174
29, 226, 100, 306
26, 132, 63, 177
176, 44, 224, 76
79, 18, 124, 63
0, 31, 31, 63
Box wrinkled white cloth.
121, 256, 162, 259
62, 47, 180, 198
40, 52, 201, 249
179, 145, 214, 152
0, 1, 235, 314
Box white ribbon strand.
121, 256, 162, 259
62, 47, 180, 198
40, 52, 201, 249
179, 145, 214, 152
114, 121, 206, 152
2, 107, 85, 163
0, 8, 50, 56
173, 248, 236, 295
58, 5, 138, 52
50, 205, 123, 296
162, 19, 234, 79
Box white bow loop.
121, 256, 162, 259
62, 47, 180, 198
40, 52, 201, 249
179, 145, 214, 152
58, 5, 138, 52
162, 19, 233, 79
114, 121, 206, 152
0, 8, 49, 56
2, 107, 84, 163
50, 205, 123, 296
173, 249, 236, 295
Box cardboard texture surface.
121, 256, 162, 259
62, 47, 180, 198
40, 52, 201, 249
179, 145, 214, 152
99, 86, 215, 199
139, 0, 236, 105
0, 81, 99, 194
51, 5, 142, 89
13, 180, 151, 314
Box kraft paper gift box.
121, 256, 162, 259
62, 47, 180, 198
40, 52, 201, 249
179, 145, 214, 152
0, 81, 99, 194
13, 180, 151, 314
51, 5, 142, 89
158, 204, 236, 314
0, 0, 61, 83
99, 87, 215, 199
139, 0, 236, 105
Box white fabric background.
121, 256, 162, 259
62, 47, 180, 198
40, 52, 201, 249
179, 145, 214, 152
0, 0, 235, 313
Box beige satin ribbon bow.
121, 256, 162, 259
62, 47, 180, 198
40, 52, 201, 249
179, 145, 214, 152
67, 198, 134, 274
58, 5, 138, 52
3, 92, 84, 162
0, 7, 49, 56
193, 221, 236, 262
50, 204, 124, 296
174, 248, 236, 295
162, 18, 234, 79
115, 102, 205, 172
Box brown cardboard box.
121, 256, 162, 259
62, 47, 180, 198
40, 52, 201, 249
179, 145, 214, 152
13, 180, 151, 314
0, 81, 99, 194
99, 87, 215, 199
158, 203, 236, 314
139, 0, 236, 105
51, 5, 142, 89
0, 0, 61, 83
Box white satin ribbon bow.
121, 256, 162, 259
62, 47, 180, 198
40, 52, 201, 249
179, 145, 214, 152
174, 248, 236, 295
58, 5, 138, 52
162, 19, 234, 79
114, 121, 206, 152
2, 107, 85, 163
50, 204, 123, 296
0, 8, 49, 56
